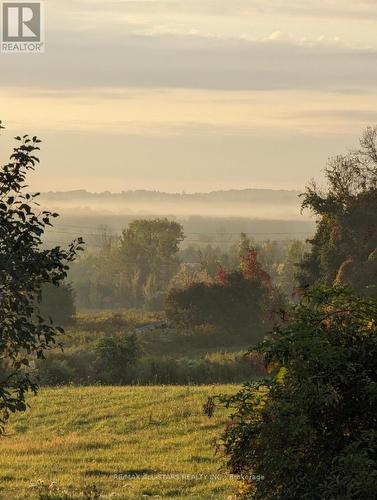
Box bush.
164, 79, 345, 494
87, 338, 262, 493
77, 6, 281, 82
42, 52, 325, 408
36, 348, 266, 386
94, 334, 143, 384
208, 286, 377, 499
39, 283, 76, 326
166, 271, 267, 331
137, 353, 265, 385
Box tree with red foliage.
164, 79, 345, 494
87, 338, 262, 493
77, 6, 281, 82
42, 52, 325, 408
215, 265, 228, 284
240, 250, 273, 292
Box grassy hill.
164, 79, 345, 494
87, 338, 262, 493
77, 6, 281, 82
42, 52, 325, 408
0, 386, 239, 499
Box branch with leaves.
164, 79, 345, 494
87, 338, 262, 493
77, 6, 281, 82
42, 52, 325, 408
0, 123, 84, 432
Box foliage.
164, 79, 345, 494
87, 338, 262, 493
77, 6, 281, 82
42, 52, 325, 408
70, 218, 184, 310
274, 240, 306, 296
207, 286, 377, 499
169, 262, 212, 289
37, 348, 265, 386
70, 233, 309, 311
39, 283, 76, 326
238, 232, 253, 259
94, 333, 143, 383
239, 250, 273, 291
118, 218, 184, 306
299, 126, 377, 296
166, 273, 266, 331
0, 127, 83, 432
166, 250, 275, 334
32, 308, 265, 385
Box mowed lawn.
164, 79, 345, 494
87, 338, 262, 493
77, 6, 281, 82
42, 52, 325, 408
0, 386, 240, 499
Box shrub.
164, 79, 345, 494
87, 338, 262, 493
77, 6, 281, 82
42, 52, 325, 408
166, 271, 267, 331
36, 350, 97, 385
39, 283, 76, 326
207, 286, 377, 499
36, 348, 265, 386
94, 334, 143, 384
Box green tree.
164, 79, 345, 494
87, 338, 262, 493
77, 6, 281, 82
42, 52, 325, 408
298, 126, 377, 296
207, 287, 377, 499
0, 126, 83, 431
119, 218, 184, 307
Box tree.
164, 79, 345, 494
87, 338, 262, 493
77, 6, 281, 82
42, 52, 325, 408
298, 126, 377, 296
69, 218, 185, 310
169, 262, 212, 290
119, 218, 184, 307
239, 232, 253, 259
207, 287, 377, 499
240, 250, 273, 292
0, 125, 83, 431
276, 240, 307, 296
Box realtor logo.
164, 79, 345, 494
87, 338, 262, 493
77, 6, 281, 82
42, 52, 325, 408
1, 2, 44, 53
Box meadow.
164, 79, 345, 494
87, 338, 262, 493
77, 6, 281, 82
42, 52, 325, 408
0, 386, 240, 500
36, 311, 265, 386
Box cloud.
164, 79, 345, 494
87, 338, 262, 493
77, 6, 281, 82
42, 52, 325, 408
2, 86, 376, 141
53, 0, 377, 21
290, 109, 377, 122
1, 30, 376, 92
0, 0, 372, 94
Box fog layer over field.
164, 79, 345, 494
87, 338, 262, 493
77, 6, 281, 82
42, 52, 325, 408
39, 188, 310, 220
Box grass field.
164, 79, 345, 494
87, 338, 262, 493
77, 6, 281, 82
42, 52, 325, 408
0, 386, 240, 499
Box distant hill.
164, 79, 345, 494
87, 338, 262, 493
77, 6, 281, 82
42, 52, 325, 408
39, 188, 308, 220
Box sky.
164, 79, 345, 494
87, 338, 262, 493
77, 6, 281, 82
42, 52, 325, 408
1, 0, 377, 193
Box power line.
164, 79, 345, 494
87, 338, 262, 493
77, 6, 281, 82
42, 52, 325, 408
45, 229, 314, 237
44, 237, 313, 245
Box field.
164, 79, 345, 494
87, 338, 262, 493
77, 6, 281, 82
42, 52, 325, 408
36, 311, 265, 386
0, 386, 240, 500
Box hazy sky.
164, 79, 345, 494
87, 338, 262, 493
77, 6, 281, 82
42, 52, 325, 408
1, 0, 377, 192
